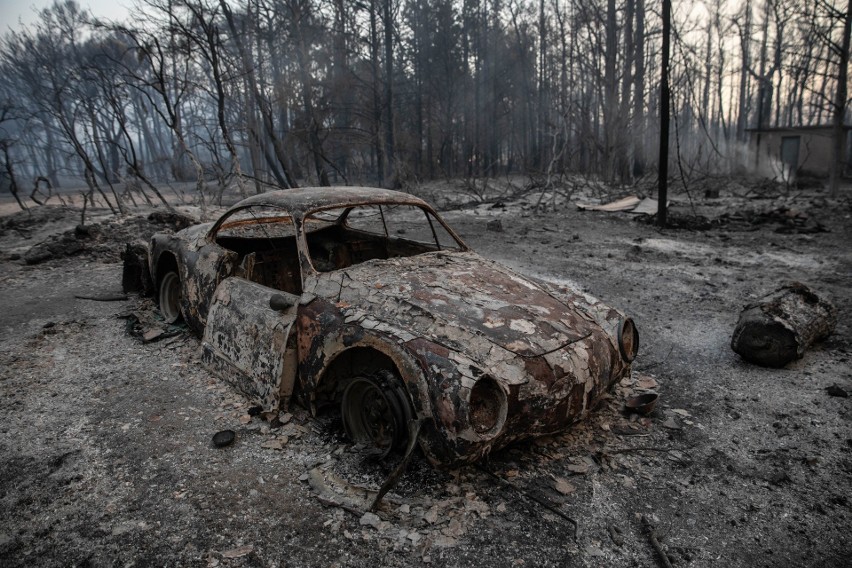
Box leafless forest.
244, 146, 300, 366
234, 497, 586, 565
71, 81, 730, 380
0, 0, 850, 210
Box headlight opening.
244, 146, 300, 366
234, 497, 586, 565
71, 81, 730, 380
618, 318, 639, 362
468, 376, 507, 437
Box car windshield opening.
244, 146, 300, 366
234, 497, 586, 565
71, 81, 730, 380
304, 203, 461, 272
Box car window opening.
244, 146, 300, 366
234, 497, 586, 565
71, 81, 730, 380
305, 204, 461, 273
214, 208, 303, 295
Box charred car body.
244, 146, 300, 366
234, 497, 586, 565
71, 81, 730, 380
148, 187, 638, 466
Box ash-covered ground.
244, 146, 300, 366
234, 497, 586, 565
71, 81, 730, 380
1, 179, 850, 567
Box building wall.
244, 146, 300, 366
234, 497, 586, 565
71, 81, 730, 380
750, 128, 850, 178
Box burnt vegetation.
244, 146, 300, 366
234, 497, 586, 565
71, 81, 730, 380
0, 0, 850, 210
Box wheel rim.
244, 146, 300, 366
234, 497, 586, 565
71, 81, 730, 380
341, 373, 411, 458
159, 271, 181, 324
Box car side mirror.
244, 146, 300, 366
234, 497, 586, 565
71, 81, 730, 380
269, 294, 296, 311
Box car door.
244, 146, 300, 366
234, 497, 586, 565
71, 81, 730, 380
201, 277, 300, 413
180, 240, 239, 329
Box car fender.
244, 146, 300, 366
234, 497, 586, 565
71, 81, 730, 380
297, 297, 432, 418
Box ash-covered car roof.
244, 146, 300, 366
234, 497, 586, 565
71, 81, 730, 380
224, 186, 430, 216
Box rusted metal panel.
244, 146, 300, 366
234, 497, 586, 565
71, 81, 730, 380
202, 278, 298, 413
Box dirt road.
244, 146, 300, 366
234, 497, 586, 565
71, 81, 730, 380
1, 186, 850, 567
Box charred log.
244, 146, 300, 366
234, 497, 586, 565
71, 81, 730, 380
731, 282, 836, 368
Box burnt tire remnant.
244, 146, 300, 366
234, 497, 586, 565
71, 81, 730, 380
341, 370, 413, 458
158, 271, 182, 324
731, 282, 837, 368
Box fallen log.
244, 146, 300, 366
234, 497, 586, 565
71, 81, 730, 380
731, 282, 836, 367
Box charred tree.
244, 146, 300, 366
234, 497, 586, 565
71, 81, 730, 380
829, 0, 852, 196
658, 0, 671, 228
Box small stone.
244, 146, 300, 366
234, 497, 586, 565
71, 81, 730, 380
553, 477, 576, 495
359, 512, 382, 529
398, 504, 411, 514
239, 415, 252, 424
826, 384, 848, 398
260, 439, 282, 450
142, 329, 164, 342
444, 518, 464, 537
486, 219, 504, 232
434, 535, 458, 548
423, 505, 439, 524
770, 470, 790, 485
635, 376, 659, 389
608, 525, 624, 547
661, 416, 682, 430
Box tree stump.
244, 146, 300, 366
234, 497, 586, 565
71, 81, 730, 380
731, 282, 836, 368
121, 241, 153, 295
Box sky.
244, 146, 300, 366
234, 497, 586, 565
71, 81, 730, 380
0, 0, 132, 33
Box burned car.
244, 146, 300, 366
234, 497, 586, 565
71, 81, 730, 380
148, 187, 638, 466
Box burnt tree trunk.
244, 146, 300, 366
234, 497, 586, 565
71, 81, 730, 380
731, 283, 837, 368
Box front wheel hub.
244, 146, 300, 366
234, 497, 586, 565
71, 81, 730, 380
341, 371, 413, 458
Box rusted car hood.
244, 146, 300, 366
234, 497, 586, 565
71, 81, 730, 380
330, 252, 603, 357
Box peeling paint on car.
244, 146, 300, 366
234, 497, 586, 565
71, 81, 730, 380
145, 187, 637, 466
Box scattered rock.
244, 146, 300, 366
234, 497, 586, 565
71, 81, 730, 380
565, 460, 591, 475
261, 439, 283, 450
486, 219, 504, 232
423, 505, 439, 524
221, 545, 253, 559
360, 512, 382, 529
661, 416, 682, 430
142, 329, 164, 343
552, 477, 576, 495
770, 470, 791, 485
608, 525, 624, 547
826, 384, 848, 398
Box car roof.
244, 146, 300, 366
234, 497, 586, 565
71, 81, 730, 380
224, 186, 431, 216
